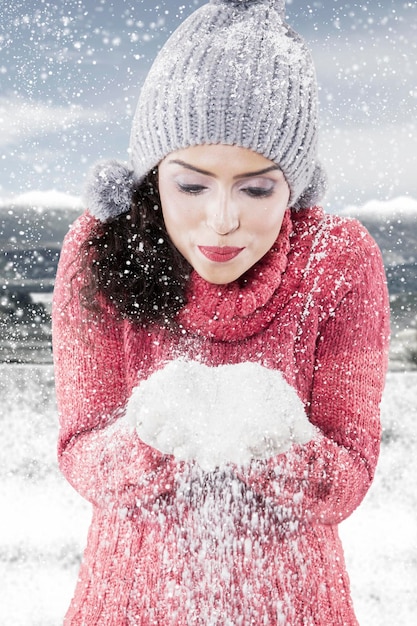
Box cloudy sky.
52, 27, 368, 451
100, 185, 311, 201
1, 0, 416, 211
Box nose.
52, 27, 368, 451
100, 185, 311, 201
206, 192, 239, 235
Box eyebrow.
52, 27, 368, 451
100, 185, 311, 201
167, 159, 280, 179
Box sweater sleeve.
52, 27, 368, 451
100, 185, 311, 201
237, 219, 390, 526
52, 212, 176, 510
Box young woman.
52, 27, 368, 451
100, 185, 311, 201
53, 1, 390, 624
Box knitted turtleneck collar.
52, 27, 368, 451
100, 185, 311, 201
176, 209, 293, 341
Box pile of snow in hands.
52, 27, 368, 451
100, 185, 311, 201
125, 359, 318, 471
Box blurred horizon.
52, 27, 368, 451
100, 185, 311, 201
1, 0, 416, 210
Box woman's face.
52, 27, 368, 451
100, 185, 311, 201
158, 144, 290, 285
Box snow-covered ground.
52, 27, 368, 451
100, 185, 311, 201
1, 364, 416, 625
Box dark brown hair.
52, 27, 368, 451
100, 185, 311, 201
77, 169, 191, 327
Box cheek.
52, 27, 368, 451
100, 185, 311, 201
249, 205, 286, 235
160, 192, 180, 226
161, 199, 198, 243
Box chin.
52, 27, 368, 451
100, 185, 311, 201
205, 277, 236, 285
195, 267, 247, 285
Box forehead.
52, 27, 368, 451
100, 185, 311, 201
160, 144, 277, 174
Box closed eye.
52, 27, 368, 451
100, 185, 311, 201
177, 183, 207, 195
241, 186, 275, 198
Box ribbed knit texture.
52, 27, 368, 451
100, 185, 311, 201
129, 0, 326, 209
52, 207, 390, 624
83, 0, 327, 223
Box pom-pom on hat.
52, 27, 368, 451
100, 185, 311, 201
83, 160, 137, 222
86, 0, 326, 221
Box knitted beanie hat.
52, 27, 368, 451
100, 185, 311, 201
85, 0, 326, 221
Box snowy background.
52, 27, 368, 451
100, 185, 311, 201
0, 197, 416, 625
1, 1, 417, 624
0, 0, 416, 209
1, 366, 416, 625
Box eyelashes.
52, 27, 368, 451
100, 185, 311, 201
177, 183, 206, 195
177, 183, 275, 198
241, 186, 275, 198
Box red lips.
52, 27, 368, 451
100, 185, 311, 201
198, 246, 244, 263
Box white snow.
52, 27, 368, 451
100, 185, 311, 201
126, 359, 318, 471
0, 189, 82, 211
339, 195, 417, 219
0, 365, 416, 625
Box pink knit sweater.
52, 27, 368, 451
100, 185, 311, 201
53, 206, 390, 625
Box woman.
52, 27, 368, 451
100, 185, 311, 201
53, 0, 390, 624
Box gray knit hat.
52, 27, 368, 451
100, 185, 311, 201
86, 0, 326, 221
